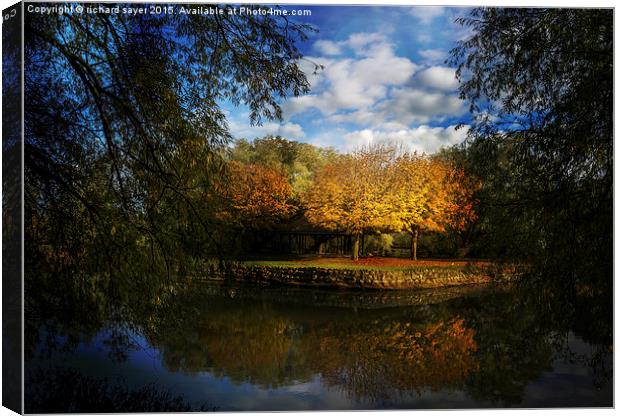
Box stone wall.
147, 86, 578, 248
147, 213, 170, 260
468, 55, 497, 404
203, 264, 495, 290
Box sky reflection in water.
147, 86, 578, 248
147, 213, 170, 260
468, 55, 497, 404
26, 282, 613, 410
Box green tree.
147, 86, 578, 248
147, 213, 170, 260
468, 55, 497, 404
449, 8, 612, 291
229, 136, 338, 195
25, 7, 314, 281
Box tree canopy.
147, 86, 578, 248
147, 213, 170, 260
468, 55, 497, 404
25, 8, 314, 279
228, 136, 339, 195
449, 8, 612, 290
393, 153, 478, 260
212, 160, 296, 231
304, 145, 478, 260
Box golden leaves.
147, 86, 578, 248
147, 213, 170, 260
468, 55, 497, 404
213, 160, 296, 228
304, 147, 479, 237
304, 149, 405, 235
393, 154, 477, 234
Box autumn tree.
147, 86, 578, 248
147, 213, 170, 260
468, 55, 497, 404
214, 161, 296, 232
305, 145, 477, 261
229, 136, 338, 196
304, 146, 402, 260
393, 154, 477, 260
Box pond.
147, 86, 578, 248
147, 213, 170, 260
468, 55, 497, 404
25, 281, 612, 411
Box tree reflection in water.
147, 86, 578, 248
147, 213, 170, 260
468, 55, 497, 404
301, 317, 478, 403
26, 278, 613, 410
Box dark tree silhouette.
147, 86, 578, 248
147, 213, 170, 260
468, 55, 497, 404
24, 5, 315, 280
449, 8, 612, 294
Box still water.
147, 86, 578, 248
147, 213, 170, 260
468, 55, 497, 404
26, 281, 612, 411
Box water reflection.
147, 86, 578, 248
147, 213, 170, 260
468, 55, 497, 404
300, 317, 479, 403
25, 281, 612, 411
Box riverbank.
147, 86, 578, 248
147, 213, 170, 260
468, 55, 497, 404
199, 258, 518, 290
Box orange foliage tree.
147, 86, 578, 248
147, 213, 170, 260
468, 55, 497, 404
304, 146, 478, 261
393, 154, 479, 260
303, 147, 402, 260
215, 160, 296, 230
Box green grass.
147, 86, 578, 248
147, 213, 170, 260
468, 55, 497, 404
238, 260, 468, 272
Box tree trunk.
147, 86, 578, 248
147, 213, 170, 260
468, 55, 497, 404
361, 234, 365, 257
351, 234, 360, 261
410, 227, 419, 261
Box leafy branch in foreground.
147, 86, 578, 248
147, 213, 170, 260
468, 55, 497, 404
449, 8, 612, 292
25, 6, 315, 280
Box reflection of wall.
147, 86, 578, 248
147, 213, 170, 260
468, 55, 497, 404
193, 282, 490, 310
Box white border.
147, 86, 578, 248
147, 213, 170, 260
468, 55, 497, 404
0, 1, 616, 416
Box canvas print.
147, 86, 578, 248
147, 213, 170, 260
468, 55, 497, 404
2, 1, 613, 413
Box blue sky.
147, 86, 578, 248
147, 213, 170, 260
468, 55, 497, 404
225, 5, 475, 154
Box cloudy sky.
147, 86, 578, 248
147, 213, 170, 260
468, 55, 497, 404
224, 5, 475, 154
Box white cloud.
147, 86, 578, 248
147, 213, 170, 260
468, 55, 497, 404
306, 127, 349, 149
413, 66, 459, 91
383, 88, 466, 124
277, 122, 306, 138
283, 34, 417, 117
311, 33, 392, 58
346, 32, 387, 56
342, 125, 468, 154
327, 87, 465, 128
284, 31, 467, 130
419, 49, 446, 64
228, 118, 306, 140
410, 6, 445, 24
282, 94, 321, 117
313, 40, 342, 56
282, 31, 468, 153
296, 58, 329, 90
327, 109, 383, 126
416, 32, 433, 44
